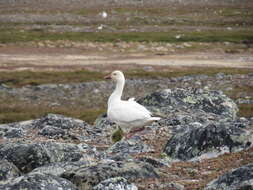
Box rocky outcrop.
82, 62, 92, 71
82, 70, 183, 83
0, 85, 252, 189
139, 88, 238, 119
0, 159, 21, 181
62, 161, 159, 189
93, 177, 138, 190
0, 172, 78, 190
31, 161, 97, 177
32, 113, 89, 130
164, 121, 252, 160
205, 163, 253, 190
0, 142, 89, 173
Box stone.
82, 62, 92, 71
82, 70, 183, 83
38, 125, 66, 138
205, 163, 253, 190
138, 88, 238, 119
0, 142, 88, 173
107, 138, 154, 159
31, 161, 97, 176
164, 121, 252, 161
0, 125, 24, 138
0, 159, 21, 181
0, 172, 78, 190
62, 161, 159, 189
33, 113, 88, 130
92, 177, 138, 190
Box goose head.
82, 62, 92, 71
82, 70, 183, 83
104, 70, 125, 83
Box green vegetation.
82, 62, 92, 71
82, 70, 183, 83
0, 29, 252, 44
0, 68, 252, 124
238, 104, 253, 118
0, 68, 252, 88
111, 128, 124, 143
0, 70, 103, 87
0, 98, 105, 124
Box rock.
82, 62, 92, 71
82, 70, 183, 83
93, 113, 118, 137
107, 138, 154, 159
0, 125, 24, 138
33, 113, 89, 130
62, 161, 159, 189
31, 161, 97, 176
164, 121, 251, 161
38, 125, 66, 138
0, 114, 92, 142
159, 182, 184, 190
0, 159, 21, 181
205, 163, 253, 190
0, 172, 78, 190
0, 142, 89, 173
137, 156, 167, 168
138, 88, 238, 119
93, 177, 138, 190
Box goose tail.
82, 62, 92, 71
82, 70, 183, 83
150, 117, 161, 121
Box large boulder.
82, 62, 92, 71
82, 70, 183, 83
205, 163, 253, 190
93, 177, 138, 190
0, 172, 78, 190
62, 161, 159, 189
0, 114, 91, 142
31, 161, 97, 177
32, 113, 89, 130
0, 159, 21, 181
164, 121, 252, 161
0, 142, 90, 173
138, 88, 238, 119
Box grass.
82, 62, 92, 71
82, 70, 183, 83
0, 70, 103, 87
0, 99, 106, 124
0, 68, 252, 88
0, 68, 252, 124
0, 29, 252, 44
238, 104, 253, 118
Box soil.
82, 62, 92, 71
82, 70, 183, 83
0, 45, 252, 72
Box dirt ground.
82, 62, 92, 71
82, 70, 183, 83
0, 45, 252, 72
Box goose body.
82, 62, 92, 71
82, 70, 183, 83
105, 70, 160, 133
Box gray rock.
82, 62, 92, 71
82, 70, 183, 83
62, 161, 159, 189
138, 88, 238, 119
0, 159, 21, 181
93, 177, 138, 190
107, 138, 154, 159
205, 163, 253, 190
31, 161, 97, 177
164, 121, 251, 161
0, 126, 24, 138
0, 142, 88, 173
93, 113, 118, 137
38, 125, 66, 138
33, 113, 89, 130
137, 156, 167, 168
0, 172, 78, 190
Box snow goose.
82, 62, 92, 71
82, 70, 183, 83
105, 70, 160, 137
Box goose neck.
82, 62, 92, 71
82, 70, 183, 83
109, 78, 125, 104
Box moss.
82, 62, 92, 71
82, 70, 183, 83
238, 104, 253, 118
0, 29, 252, 44
111, 128, 124, 143
183, 96, 198, 104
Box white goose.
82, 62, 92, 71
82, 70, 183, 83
105, 70, 160, 137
